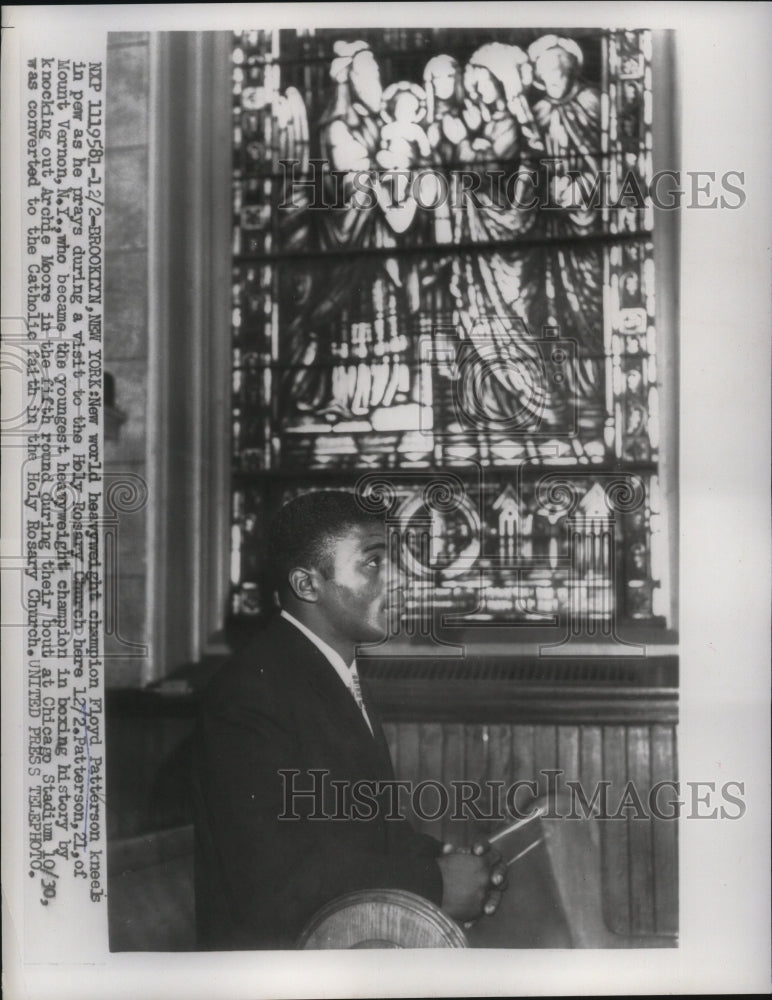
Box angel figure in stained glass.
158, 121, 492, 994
459, 42, 544, 162
373, 81, 434, 291
442, 43, 554, 431
529, 34, 601, 224
274, 41, 420, 430
421, 54, 467, 246
525, 34, 606, 436
423, 54, 467, 166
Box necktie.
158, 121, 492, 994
349, 663, 374, 736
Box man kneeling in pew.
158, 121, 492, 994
192, 490, 509, 949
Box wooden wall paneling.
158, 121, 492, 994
650, 723, 679, 935
417, 723, 445, 842
600, 725, 632, 937
382, 722, 398, 773
392, 722, 422, 829
532, 725, 559, 800
464, 724, 492, 843
441, 723, 467, 847
487, 724, 515, 828
579, 725, 604, 810
511, 724, 536, 805
105, 688, 678, 944
365, 666, 678, 726
626, 725, 656, 934
557, 725, 581, 802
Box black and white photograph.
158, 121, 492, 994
1, 4, 770, 998
105, 21, 682, 954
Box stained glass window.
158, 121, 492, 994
229, 28, 668, 632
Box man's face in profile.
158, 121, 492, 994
315, 523, 404, 646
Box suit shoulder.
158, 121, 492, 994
202, 618, 300, 703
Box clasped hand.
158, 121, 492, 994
437, 839, 508, 924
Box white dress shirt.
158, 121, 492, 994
280, 609, 374, 735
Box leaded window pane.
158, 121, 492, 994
230, 28, 664, 629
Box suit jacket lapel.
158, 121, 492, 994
272, 616, 388, 773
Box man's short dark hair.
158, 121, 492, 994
267, 490, 384, 594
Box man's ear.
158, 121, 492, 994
288, 566, 319, 604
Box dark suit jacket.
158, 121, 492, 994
192, 615, 443, 949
